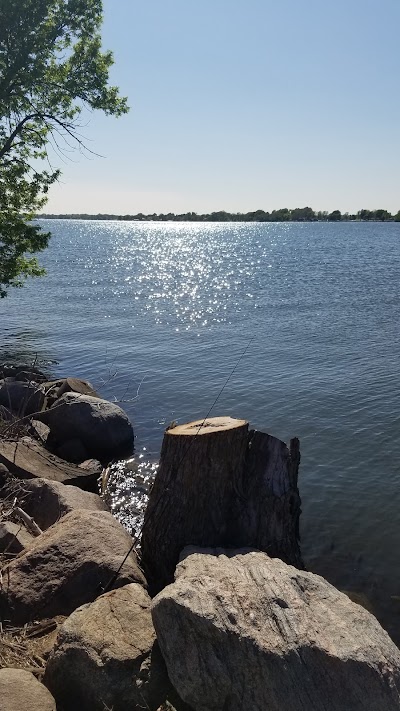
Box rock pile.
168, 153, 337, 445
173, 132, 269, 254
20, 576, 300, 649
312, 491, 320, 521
0, 370, 133, 471
1, 366, 400, 711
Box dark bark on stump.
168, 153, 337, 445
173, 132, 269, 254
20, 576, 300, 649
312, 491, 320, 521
141, 417, 303, 593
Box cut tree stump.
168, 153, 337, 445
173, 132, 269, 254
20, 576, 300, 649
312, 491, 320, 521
141, 416, 303, 593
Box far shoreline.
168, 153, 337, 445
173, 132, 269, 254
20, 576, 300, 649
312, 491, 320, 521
39, 208, 400, 224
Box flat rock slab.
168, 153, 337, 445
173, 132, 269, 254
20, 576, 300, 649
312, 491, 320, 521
0, 509, 146, 624
45, 583, 169, 711
152, 548, 400, 711
0, 668, 56, 711
0, 474, 108, 530
0, 437, 99, 489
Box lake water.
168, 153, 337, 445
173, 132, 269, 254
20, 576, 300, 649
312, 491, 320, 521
1, 219, 400, 643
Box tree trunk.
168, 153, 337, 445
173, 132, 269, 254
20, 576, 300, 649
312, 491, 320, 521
141, 417, 303, 593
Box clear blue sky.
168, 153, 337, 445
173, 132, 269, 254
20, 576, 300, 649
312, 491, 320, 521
47, 0, 400, 214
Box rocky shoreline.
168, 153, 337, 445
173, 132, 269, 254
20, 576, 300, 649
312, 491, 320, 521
1, 364, 400, 711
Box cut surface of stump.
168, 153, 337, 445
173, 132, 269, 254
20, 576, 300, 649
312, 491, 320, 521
141, 416, 302, 593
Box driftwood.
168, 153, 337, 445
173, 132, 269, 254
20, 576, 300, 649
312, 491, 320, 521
141, 416, 303, 593
13, 507, 42, 537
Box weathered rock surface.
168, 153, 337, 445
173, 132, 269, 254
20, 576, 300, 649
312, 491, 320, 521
78, 458, 103, 474
0, 520, 35, 554
45, 583, 169, 711
29, 418, 51, 445
39, 392, 134, 460
0, 379, 45, 416
0, 474, 108, 530
0, 437, 99, 489
152, 548, 400, 711
0, 668, 56, 711
0, 509, 146, 624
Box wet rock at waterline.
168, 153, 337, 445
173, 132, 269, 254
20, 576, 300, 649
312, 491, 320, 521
0, 509, 146, 624
38, 392, 134, 461
0, 668, 56, 711
152, 548, 400, 711
45, 583, 170, 711
0, 473, 108, 530
0, 363, 48, 383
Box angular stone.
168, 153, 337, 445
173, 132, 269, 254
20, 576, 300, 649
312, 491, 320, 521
0, 668, 56, 711
45, 583, 169, 711
0, 509, 146, 624
0, 474, 108, 530
152, 548, 400, 711
30, 419, 51, 445
0, 520, 35, 554
0, 437, 99, 489
39, 393, 134, 461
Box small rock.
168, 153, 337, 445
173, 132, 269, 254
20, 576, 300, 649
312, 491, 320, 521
0, 521, 35, 554
79, 458, 103, 474
0, 668, 56, 711
0, 509, 146, 624
45, 583, 170, 711
30, 419, 51, 445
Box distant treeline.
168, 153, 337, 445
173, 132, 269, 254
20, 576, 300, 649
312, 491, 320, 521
40, 207, 400, 222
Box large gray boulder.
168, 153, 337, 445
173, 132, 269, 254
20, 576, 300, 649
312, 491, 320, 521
0, 668, 56, 711
0, 474, 108, 530
0, 509, 146, 624
152, 548, 400, 711
45, 583, 170, 711
39, 392, 134, 461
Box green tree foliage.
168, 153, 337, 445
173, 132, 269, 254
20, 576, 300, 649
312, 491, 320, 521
0, 0, 128, 296
328, 210, 342, 221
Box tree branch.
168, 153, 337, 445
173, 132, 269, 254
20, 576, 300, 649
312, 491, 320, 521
0, 114, 38, 160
